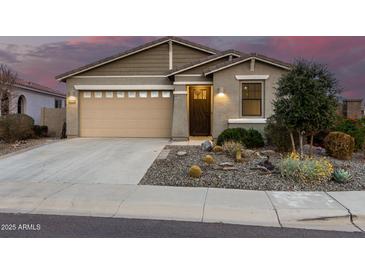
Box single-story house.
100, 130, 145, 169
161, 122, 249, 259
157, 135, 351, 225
0, 79, 66, 124
56, 36, 291, 140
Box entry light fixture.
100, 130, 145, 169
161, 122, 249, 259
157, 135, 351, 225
217, 87, 225, 96
68, 90, 77, 104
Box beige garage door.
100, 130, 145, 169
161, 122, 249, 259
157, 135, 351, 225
79, 91, 172, 137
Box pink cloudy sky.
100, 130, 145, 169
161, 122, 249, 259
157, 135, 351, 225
0, 36, 364, 100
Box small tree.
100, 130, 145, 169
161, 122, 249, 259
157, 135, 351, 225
273, 60, 340, 156
0, 64, 17, 116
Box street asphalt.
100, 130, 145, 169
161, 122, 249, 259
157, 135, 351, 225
0, 213, 363, 238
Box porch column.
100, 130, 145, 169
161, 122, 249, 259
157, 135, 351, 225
171, 84, 189, 140
66, 80, 79, 137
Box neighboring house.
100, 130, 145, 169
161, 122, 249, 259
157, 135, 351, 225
342, 99, 363, 119
0, 79, 66, 124
56, 36, 291, 140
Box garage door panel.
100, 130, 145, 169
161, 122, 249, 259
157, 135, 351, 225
79, 92, 172, 137
82, 109, 170, 120
81, 119, 172, 129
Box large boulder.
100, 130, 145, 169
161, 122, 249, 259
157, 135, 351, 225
0, 114, 35, 143
201, 140, 213, 151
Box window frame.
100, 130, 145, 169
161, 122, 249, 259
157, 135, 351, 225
83, 92, 92, 98
128, 91, 136, 98
105, 91, 113, 98
139, 91, 148, 98
240, 81, 264, 117
54, 99, 62, 109
94, 91, 103, 98
162, 91, 171, 98
116, 91, 125, 98
151, 91, 159, 98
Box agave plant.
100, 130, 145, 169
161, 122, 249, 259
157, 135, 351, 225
333, 169, 353, 184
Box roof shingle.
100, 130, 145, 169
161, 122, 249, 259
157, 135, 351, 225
15, 79, 65, 97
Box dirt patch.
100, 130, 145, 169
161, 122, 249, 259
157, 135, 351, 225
0, 138, 59, 157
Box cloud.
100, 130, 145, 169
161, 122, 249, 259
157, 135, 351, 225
0, 36, 364, 101
0, 48, 18, 63
187, 36, 365, 100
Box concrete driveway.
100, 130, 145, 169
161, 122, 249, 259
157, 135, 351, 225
0, 138, 168, 185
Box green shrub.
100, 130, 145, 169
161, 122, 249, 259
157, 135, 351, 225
216, 128, 247, 146
279, 156, 334, 184
0, 114, 35, 143
324, 131, 355, 160
334, 117, 365, 151
242, 128, 265, 148
265, 116, 297, 152
222, 141, 244, 157
217, 127, 264, 148
33, 125, 48, 137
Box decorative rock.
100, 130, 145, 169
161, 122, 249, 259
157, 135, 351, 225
203, 155, 215, 164
260, 150, 276, 156
177, 151, 187, 156
257, 156, 275, 171
243, 149, 255, 157
201, 140, 213, 151
303, 144, 326, 156
212, 145, 223, 153
189, 165, 202, 178
223, 166, 238, 171
219, 162, 235, 167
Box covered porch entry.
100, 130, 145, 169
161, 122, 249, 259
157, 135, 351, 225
188, 85, 212, 136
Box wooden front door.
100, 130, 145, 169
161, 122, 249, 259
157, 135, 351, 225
189, 86, 211, 136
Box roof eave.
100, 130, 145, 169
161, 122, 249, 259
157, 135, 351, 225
14, 84, 66, 98
204, 56, 291, 76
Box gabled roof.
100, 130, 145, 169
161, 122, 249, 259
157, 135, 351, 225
166, 50, 244, 76
203, 53, 292, 75
15, 79, 65, 98
56, 36, 220, 81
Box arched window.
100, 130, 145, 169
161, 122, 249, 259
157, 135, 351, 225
17, 95, 26, 114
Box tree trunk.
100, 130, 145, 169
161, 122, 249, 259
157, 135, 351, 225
289, 131, 296, 153
309, 134, 314, 157
298, 131, 304, 157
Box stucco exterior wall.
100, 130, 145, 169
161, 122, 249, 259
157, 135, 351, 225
211, 60, 287, 137
0, 87, 65, 125
171, 85, 189, 140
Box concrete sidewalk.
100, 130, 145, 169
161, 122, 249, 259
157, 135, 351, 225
0, 182, 364, 232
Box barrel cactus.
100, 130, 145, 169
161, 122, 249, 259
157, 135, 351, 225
212, 145, 223, 153
203, 155, 215, 164
333, 169, 353, 184
189, 165, 202, 178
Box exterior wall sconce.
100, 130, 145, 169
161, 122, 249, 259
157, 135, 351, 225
217, 87, 225, 96
68, 90, 77, 104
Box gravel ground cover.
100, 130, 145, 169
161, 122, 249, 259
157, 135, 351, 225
0, 138, 58, 157
139, 145, 365, 191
